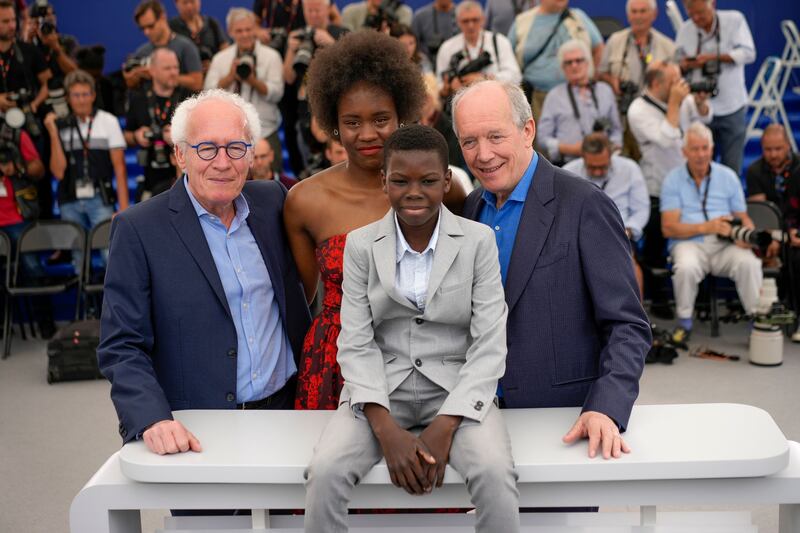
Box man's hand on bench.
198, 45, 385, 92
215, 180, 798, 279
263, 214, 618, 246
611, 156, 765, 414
562, 411, 630, 460
143, 420, 203, 455
365, 404, 436, 495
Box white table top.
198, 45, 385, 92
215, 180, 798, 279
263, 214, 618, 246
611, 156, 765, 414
119, 403, 789, 484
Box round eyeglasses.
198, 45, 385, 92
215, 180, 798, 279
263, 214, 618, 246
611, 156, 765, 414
188, 141, 252, 161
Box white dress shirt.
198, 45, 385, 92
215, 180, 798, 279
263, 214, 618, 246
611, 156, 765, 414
628, 91, 714, 196
435, 30, 521, 88
395, 210, 441, 311
563, 154, 651, 240
204, 42, 285, 136
675, 10, 755, 116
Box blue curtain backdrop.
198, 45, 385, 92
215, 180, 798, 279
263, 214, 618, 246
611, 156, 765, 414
49, 0, 799, 86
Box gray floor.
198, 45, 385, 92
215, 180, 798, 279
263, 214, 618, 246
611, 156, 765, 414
1, 318, 798, 533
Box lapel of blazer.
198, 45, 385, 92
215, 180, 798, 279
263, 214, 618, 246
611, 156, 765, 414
504, 155, 556, 312
372, 209, 420, 311
241, 184, 287, 319
168, 177, 232, 318
426, 206, 463, 299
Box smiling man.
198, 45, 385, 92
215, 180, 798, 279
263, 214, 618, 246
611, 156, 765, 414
454, 79, 651, 461
98, 89, 310, 455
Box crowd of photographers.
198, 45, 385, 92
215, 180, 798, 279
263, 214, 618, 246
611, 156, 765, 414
0, 0, 797, 343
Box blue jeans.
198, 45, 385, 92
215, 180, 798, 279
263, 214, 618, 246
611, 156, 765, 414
59, 196, 114, 231
709, 106, 747, 176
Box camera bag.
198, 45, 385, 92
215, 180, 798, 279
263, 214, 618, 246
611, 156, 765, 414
46, 319, 104, 384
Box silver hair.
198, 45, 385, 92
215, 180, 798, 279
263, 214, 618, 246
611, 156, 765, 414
684, 121, 714, 148
451, 79, 532, 136
171, 89, 262, 147
226, 7, 256, 30
456, 0, 483, 19
626, 0, 657, 11
557, 39, 594, 79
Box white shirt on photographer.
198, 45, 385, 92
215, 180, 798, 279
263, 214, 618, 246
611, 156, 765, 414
435, 30, 521, 89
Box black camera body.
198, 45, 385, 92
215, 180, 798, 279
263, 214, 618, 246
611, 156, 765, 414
123, 56, 149, 73
268, 28, 288, 56
617, 80, 639, 114
444, 50, 492, 82
364, 0, 403, 29
592, 117, 614, 135
292, 27, 316, 78
688, 78, 718, 96
8, 89, 42, 138
725, 217, 773, 250
236, 51, 255, 79
141, 125, 171, 169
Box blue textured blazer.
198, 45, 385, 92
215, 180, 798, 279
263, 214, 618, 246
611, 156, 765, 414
463, 155, 651, 430
98, 178, 311, 443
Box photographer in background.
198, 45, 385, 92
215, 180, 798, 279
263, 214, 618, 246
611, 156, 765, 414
44, 70, 128, 232
22, 1, 77, 81
124, 0, 203, 93
206, 8, 284, 173
411, 0, 458, 62
169, 0, 229, 73
538, 39, 622, 165
660, 122, 761, 344
435, 1, 520, 98
0, 0, 51, 138
125, 48, 187, 201
250, 137, 297, 188
341, 0, 412, 32
597, 0, 675, 159
675, 0, 754, 175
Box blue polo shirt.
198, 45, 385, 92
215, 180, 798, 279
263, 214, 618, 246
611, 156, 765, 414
659, 162, 747, 250
478, 153, 539, 285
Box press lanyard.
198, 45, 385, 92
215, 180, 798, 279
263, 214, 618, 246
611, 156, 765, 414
0, 49, 12, 93
619, 30, 651, 84
689, 165, 712, 221
566, 82, 599, 136
69, 115, 94, 183
464, 31, 485, 58
149, 92, 173, 125
695, 15, 721, 61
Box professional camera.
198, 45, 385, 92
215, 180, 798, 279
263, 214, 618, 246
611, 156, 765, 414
198, 45, 213, 64
292, 27, 316, 78
688, 78, 718, 96
364, 0, 403, 30
268, 28, 288, 55
123, 56, 149, 73
592, 117, 614, 135
443, 50, 492, 82
45, 78, 69, 119
725, 217, 774, 250
236, 51, 255, 79
139, 125, 171, 170
617, 80, 639, 114
31, 0, 56, 35
8, 89, 42, 138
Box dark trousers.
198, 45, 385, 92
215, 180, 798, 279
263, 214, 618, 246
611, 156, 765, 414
709, 106, 747, 176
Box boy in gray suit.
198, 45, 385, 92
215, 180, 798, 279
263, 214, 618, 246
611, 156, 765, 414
304, 125, 520, 533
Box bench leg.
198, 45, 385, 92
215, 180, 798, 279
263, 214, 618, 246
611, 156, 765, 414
780, 503, 800, 533
251, 508, 269, 529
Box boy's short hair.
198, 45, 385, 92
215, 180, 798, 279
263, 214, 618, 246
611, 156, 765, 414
383, 124, 449, 172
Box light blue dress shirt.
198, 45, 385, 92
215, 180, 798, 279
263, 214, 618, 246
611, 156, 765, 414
659, 162, 747, 250
185, 177, 296, 403
478, 152, 539, 285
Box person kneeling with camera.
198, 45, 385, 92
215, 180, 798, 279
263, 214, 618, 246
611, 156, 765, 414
205, 8, 285, 173
538, 39, 622, 165
435, 1, 520, 99
660, 122, 762, 345
125, 48, 188, 201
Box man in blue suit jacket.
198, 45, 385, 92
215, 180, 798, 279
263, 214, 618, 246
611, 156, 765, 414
453, 80, 651, 459
98, 90, 310, 455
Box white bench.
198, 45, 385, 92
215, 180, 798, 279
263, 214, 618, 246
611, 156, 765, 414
70, 403, 800, 532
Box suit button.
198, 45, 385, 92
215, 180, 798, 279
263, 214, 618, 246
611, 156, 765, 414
414, 358, 422, 367
415, 318, 424, 325
226, 392, 235, 402
227, 349, 237, 358
474, 400, 484, 411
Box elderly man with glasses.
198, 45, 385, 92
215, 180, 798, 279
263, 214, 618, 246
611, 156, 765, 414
98, 89, 310, 455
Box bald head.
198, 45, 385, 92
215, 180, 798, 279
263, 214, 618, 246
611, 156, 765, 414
644, 60, 680, 101
761, 123, 792, 171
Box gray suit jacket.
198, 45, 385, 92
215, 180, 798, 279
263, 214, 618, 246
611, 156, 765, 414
337, 207, 508, 422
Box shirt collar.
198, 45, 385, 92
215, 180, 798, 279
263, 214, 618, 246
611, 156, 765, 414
184, 175, 250, 227
481, 151, 539, 208
395, 208, 441, 262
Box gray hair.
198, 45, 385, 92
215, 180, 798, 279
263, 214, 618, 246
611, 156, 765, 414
64, 69, 96, 94
557, 39, 594, 78
626, 0, 657, 11
684, 121, 714, 148
455, 0, 483, 18
226, 7, 256, 30
451, 79, 532, 137
171, 89, 262, 146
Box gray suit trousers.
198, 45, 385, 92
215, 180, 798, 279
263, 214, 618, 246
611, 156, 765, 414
304, 371, 520, 533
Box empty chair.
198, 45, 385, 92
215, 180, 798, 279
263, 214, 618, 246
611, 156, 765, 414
83, 219, 112, 318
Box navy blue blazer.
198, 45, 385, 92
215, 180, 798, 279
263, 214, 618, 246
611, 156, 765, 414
98, 178, 311, 443
464, 155, 651, 430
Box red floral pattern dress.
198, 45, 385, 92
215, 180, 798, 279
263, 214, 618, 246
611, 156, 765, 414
294, 234, 347, 410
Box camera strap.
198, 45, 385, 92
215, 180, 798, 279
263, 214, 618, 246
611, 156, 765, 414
688, 164, 712, 221
694, 14, 721, 66
69, 114, 94, 184
566, 81, 599, 136
526, 9, 570, 67
619, 30, 651, 84
147, 90, 174, 127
